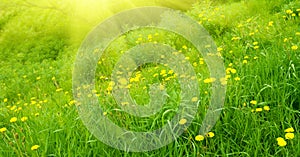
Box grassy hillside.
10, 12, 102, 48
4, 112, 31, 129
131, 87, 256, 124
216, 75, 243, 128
0, 0, 299, 156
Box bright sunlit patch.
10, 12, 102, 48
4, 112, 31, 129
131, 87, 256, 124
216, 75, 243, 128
68, 0, 197, 45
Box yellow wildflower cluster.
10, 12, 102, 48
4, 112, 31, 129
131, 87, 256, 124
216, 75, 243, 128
203, 77, 216, 84
153, 68, 177, 82
136, 33, 159, 44
130, 72, 142, 83
249, 100, 270, 112
226, 68, 236, 74
195, 132, 215, 142
106, 81, 115, 94
277, 127, 295, 147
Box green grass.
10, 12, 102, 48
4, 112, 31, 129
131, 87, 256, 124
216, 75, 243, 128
0, 0, 300, 156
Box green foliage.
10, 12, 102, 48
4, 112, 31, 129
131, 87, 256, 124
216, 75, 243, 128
0, 5, 69, 64
0, 0, 300, 156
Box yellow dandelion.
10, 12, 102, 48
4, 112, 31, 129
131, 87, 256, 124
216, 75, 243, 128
193, 62, 198, 67
286, 9, 293, 14
243, 60, 248, 64
148, 34, 152, 40
137, 37, 142, 41
109, 81, 115, 87
56, 88, 63, 92
226, 68, 231, 74
254, 46, 259, 49
191, 97, 198, 102
284, 127, 294, 133
160, 69, 167, 75
195, 135, 205, 141
217, 47, 223, 52
21, 117, 28, 122
296, 32, 300, 36
206, 132, 215, 138
168, 70, 174, 75
285, 133, 294, 140
250, 100, 257, 105
276, 137, 287, 147
234, 77, 241, 81
106, 86, 113, 92
164, 77, 171, 81
291, 45, 298, 50
220, 77, 227, 85
31, 145, 40, 151
10, 117, 17, 123
179, 118, 187, 125
36, 76, 41, 80
284, 38, 288, 42
3, 98, 8, 103
268, 21, 274, 26
10, 105, 17, 111
255, 108, 263, 112
182, 45, 188, 50
204, 78, 216, 83
230, 68, 237, 74
253, 42, 258, 45
103, 112, 107, 116
199, 58, 204, 65
157, 84, 164, 90
263, 106, 270, 111
0, 127, 7, 133
99, 76, 106, 79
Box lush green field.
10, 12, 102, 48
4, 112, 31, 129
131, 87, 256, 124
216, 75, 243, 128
0, 0, 300, 156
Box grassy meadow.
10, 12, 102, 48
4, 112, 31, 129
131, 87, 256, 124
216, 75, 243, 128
0, 0, 300, 156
